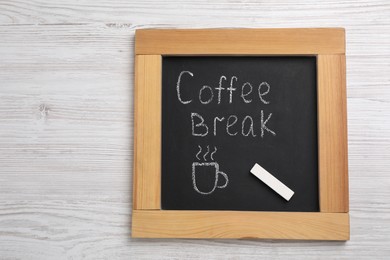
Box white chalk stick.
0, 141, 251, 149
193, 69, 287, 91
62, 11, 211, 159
250, 163, 294, 201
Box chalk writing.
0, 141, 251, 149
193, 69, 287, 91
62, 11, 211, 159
241, 82, 253, 103
176, 71, 193, 104
258, 82, 270, 105
192, 146, 228, 195
261, 110, 276, 137
210, 146, 217, 160
203, 145, 210, 161
191, 110, 275, 138
196, 145, 202, 160
178, 71, 276, 139
191, 113, 208, 137
228, 76, 237, 103
199, 85, 214, 104
227, 115, 238, 136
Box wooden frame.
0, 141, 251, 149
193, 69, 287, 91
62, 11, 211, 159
132, 28, 349, 240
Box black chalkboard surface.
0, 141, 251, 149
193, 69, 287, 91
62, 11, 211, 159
161, 56, 319, 212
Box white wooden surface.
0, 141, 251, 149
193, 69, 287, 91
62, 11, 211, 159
0, 0, 389, 259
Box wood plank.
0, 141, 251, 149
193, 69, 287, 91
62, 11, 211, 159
0, 0, 390, 257
133, 55, 162, 209
132, 210, 350, 240
135, 28, 345, 55
318, 55, 349, 212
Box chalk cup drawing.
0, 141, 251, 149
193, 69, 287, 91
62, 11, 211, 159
192, 145, 229, 195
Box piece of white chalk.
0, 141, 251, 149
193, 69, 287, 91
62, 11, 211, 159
250, 163, 294, 201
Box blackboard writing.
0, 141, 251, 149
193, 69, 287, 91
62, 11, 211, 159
162, 56, 319, 212
176, 72, 276, 138
176, 72, 271, 105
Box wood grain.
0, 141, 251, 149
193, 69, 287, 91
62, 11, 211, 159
0, 0, 389, 259
134, 30, 348, 238
318, 55, 349, 212
133, 55, 161, 209
135, 28, 345, 55
133, 210, 349, 240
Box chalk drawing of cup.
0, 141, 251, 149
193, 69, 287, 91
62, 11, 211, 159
192, 162, 229, 195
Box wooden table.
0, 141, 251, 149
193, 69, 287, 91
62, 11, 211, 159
0, 1, 389, 258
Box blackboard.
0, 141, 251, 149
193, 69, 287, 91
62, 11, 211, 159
161, 56, 319, 212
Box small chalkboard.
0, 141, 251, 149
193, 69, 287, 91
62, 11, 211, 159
132, 29, 349, 240
162, 56, 318, 211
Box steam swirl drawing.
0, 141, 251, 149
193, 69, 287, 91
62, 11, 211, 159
192, 145, 229, 195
